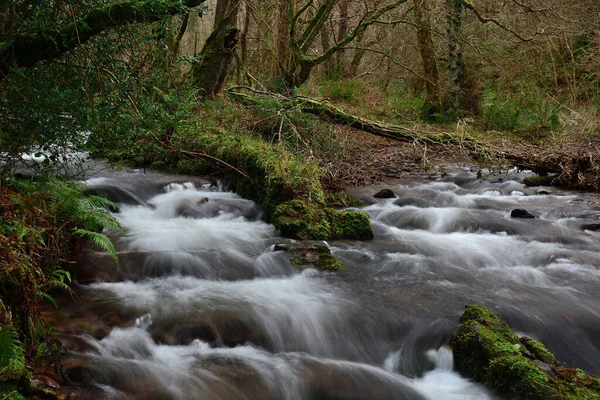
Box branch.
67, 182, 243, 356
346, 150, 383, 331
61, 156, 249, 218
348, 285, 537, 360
308, 0, 407, 65
0, 0, 206, 78
298, 0, 337, 53
341, 45, 447, 94
463, 0, 536, 42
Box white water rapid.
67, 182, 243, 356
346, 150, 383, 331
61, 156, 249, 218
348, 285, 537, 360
46, 167, 600, 399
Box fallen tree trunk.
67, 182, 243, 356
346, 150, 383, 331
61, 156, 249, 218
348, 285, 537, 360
0, 0, 206, 79
226, 86, 600, 191
226, 86, 483, 148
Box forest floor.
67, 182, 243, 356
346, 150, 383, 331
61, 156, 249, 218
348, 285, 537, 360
320, 120, 600, 192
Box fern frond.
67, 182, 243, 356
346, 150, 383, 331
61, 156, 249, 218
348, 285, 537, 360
73, 229, 119, 263
0, 325, 26, 381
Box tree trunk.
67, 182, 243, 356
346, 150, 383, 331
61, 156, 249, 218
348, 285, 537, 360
0, 0, 207, 79
447, 0, 464, 111
348, 29, 368, 77
271, 0, 292, 80
321, 24, 335, 78
336, 0, 350, 76
413, 0, 439, 110
240, 1, 251, 66
191, 0, 240, 97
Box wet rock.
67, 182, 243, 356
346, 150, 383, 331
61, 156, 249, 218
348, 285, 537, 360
273, 239, 344, 271
523, 175, 558, 187
452, 305, 600, 400
537, 188, 553, 195
582, 224, 600, 231
511, 209, 536, 218
373, 188, 396, 199
273, 200, 373, 241
394, 197, 433, 208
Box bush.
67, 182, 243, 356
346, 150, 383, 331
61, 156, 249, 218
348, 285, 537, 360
480, 87, 562, 133
320, 78, 367, 102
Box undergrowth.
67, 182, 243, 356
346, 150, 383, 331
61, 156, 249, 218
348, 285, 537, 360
0, 178, 120, 398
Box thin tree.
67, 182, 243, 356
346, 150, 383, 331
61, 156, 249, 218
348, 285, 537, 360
413, 0, 439, 110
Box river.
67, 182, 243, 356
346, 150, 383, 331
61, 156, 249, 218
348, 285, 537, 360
41, 166, 600, 399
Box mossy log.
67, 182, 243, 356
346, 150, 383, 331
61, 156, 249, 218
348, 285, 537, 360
0, 0, 206, 78
452, 305, 600, 399
226, 87, 484, 149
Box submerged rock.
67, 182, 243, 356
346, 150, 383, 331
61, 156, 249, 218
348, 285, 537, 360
452, 305, 600, 400
511, 209, 536, 218
582, 224, 600, 231
273, 240, 344, 271
393, 197, 433, 208
523, 175, 558, 187
374, 188, 397, 199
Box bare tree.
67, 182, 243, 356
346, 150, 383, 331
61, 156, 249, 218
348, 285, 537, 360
272, 0, 407, 88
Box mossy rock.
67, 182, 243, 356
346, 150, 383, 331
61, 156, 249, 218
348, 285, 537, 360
325, 192, 366, 208
452, 305, 600, 400
329, 210, 374, 240
523, 175, 558, 187
273, 200, 373, 241
275, 240, 344, 271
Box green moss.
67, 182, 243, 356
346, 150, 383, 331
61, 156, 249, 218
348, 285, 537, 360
452, 305, 600, 400
523, 175, 558, 187
292, 252, 344, 271
329, 210, 374, 240
325, 193, 366, 208
273, 200, 373, 240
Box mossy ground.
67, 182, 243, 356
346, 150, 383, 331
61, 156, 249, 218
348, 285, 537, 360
452, 305, 600, 400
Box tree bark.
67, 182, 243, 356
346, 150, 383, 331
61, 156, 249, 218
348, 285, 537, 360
413, 0, 439, 109
240, 1, 251, 66
270, 0, 293, 80
0, 0, 206, 79
336, 0, 349, 76
447, 0, 464, 111
320, 23, 335, 78
191, 0, 240, 97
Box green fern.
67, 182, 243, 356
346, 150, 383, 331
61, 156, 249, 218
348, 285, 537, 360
43, 179, 122, 262
73, 228, 119, 262
0, 325, 26, 382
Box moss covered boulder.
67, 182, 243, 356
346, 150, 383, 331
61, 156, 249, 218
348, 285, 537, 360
273, 200, 373, 241
452, 305, 600, 399
274, 240, 344, 271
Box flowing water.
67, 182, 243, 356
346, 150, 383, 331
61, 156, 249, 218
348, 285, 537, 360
43, 167, 600, 399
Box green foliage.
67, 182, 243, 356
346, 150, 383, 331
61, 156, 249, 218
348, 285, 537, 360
0, 325, 26, 381
480, 88, 563, 134
320, 78, 367, 102
44, 179, 121, 261
0, 177, 120, 388
0, 325, 27, 400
